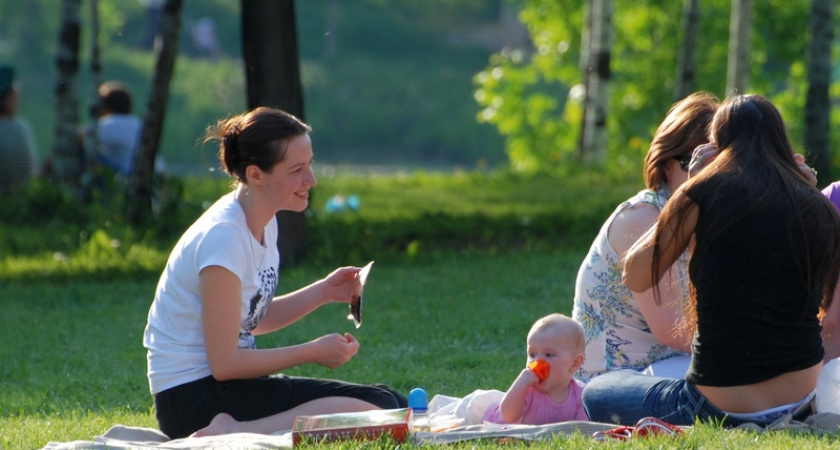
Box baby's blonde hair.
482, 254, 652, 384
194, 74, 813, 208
528, 313, 585, 353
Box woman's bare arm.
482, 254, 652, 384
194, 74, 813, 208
622, 195, 698, 293
608, 203, 691, 351
200, 265, 360, 380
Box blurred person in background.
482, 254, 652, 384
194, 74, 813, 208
87, 80, 143, 178
0, 66, 38, 193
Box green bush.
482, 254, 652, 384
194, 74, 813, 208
0, 169, 639, 281
0, 175, 222, 281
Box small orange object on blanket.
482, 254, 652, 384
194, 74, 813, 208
528, 358, 549, 382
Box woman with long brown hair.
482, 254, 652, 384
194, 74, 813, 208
582, 94, 840, 426
572, 92, 718, 382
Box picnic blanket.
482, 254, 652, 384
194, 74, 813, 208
39, 412, 840, 449
41, 426, 291, 450
39, 421, 619, 449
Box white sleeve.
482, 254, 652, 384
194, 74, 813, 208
194, 223, 250, 282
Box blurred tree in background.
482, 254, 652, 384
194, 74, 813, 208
805, 0, 835, 179
127, 0, 182, 225
52, 0, 84, 188
1, 0, 836, 181
475, 0, 837, 179
0, 0, 509, 175
240, 0, 308, 264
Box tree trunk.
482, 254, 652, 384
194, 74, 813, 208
804, 0, 834, 183
726, 0, 753, 97
51, 0, 83, 188
81, 0, 102, 198
87, 0, 102, 144
674, 0, 700, 101
579, 0, 612, 166
241, 0, 308, 265
126, 0, 182, 225
576, 0, 591, 158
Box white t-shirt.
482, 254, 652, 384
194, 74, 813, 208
143, 192, 279, 394
96, 113, 142, 175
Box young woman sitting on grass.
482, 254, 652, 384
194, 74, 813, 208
571, 93, 718, 382
582, 94, 840, 427
143, 107, 406, 439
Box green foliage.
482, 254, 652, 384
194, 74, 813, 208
295, 1, 504, 167
474, 0, 584, 173
3, 0, 831, 178
0, 175, 224, 281
476, 0, 829, 173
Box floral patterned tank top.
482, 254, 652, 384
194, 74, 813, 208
571, 188, 689, 382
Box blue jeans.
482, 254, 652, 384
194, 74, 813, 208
581, 370, 810, 427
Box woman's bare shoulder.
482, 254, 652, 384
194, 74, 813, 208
607, 202, 661, 256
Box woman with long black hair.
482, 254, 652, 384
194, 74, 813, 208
583, 94, 840, 427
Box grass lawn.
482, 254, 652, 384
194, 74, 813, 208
6, 251, 840, 449
4, 171, 840, 448
2, 248, 583, 448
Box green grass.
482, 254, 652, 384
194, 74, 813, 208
4, 170, 840, 448
1, 249, 580, 448
7, 253, 840, 448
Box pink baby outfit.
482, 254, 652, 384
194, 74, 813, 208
482, 379, 588, 424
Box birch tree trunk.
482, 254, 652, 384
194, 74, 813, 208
241, 0, 308, 265
579, 0, 612, 165
87, 0, 101, 147
51, 0, 83, 188
726, 0, 753, 97
126, 0, 182, 225
81, 0, 101, 198
576, 0, 591, 156
804, 0, 834, 182
674, 0, 700, 101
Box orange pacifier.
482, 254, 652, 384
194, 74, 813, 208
528, 358, 549, 382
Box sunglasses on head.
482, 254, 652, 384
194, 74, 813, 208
673, 154, 692, 171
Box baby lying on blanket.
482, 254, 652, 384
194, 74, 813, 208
431, 314, 588, 426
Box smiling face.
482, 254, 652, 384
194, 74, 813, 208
526, 326, 583, 396
256, 133, 317, 213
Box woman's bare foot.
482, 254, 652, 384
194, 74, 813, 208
191, 412, 240, 437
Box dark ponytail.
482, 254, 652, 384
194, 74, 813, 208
205, 107, 311, 183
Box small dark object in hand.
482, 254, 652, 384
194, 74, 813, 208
349, 294, 362, 327
347, 261, 373, 328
